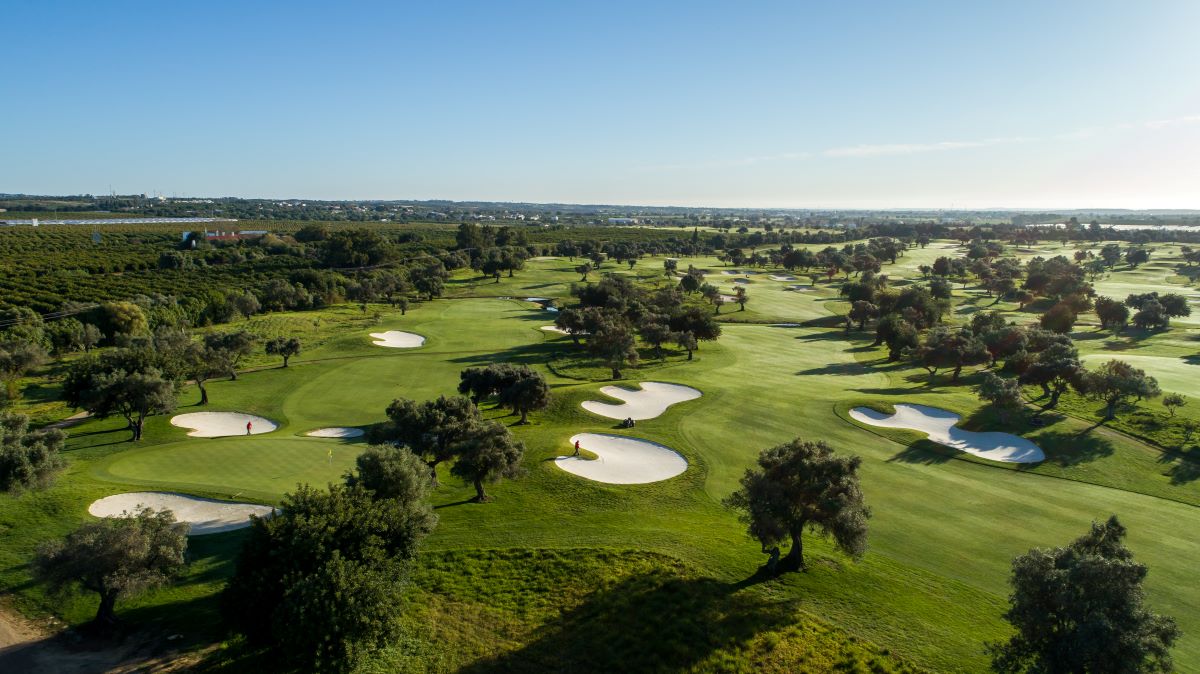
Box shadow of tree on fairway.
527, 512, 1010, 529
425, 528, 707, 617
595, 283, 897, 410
1160, 446, 1200, 485
795, 362, 873, 377
1026, 430, 1114, 467
447, 342, 564, 368
457, 571, 793, 674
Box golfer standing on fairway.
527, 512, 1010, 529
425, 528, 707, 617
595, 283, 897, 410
573, 439, 580, 456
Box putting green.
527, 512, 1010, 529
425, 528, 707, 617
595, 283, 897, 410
93, 436, 362, 502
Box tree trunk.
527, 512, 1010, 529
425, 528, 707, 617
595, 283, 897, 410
230, 370, 238, 381
782, 529, 805, 571
1048, 388, 1062, 408
282, 355, 290, 367
952, 364, 963, 382
611, 367, 621, 380
519, 409, 528, 424
426, 459, 441, 487
473, 477, 487, 502
132, 417, 144, 441
95, 590, 119, 628
686, 349, 693, 361
198, 381, 209, 405
1105, 398, 1118, 420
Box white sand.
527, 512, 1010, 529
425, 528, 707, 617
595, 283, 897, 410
88, 492, 275, 535
555, 433, 687, 484
721, 270, 744, 275
849, 404, 1045, 463
524, 297, 551, 302
171, 412, 277, 438
769, 274, 798, 281
306, 427, 364, 438
733, 278, 750, 285
370, 330, 426, 348
719, 294, 738, 303
787, 285, 814, 292
581, 382, 702, 420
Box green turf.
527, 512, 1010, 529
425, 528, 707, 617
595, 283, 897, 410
4, 242, 1200, 672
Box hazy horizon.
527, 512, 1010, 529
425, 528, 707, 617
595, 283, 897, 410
4, 1, 1199, 209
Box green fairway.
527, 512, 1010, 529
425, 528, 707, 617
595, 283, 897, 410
4, 242, 1200, 672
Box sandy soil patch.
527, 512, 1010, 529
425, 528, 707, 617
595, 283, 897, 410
88, 492, 276, 535
769, 274, 798, 281
171, 412, 277, 438
306, 427, 364, 438
555, 433, 687, 484
370, 330, 426, 348
849, 404, 1045, 463
581, 382, 702, 420
541, 325, 569, 334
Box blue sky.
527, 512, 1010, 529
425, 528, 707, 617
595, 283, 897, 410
3, 1, 1199, 208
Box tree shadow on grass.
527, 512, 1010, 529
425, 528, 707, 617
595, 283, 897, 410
1159, 446, 1200, 485
457, 571, 793, 674
795, 362, 873, 377
1027, 430, 1114, 468
446, 342, 564, 368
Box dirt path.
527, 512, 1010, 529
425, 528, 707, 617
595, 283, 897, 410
0, 602, 201, 673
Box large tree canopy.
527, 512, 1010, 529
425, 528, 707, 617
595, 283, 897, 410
990, 516, 1179, 674
35, 508, 187, 627
0, 411, 66, 492
723, 439, 870, 572
222, 484, 435, 672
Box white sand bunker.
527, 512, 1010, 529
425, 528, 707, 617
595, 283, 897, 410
581, 382, 702, 420
171, 412, 277, 438
769, 274, 798, 281
849, 404, 1045, 463
541, 325, 569, 334
556, 433, 687, 484
721, 270, 745, 275
306, 427, 364, 438
787, 285, 814, 292
89, 492, 275, 535
733, 278, 750, 284
370, 331, 426, 348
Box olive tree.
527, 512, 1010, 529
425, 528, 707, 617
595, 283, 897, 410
1, 411, 66, 492
265, 336, 302, 367
81, 368, 177, 441
449, 420, 525, 502
976, 372, 1024, 422
989, 516, 1179, 674
723, 439, 870, 572
222, 484, 435, 672
34, 508, 187, 628
372, 396, 481, 484
1077, 359, 1161, 420
345, 444, 438, 505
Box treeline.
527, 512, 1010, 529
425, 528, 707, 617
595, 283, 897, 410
836, 238, 1187, 423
